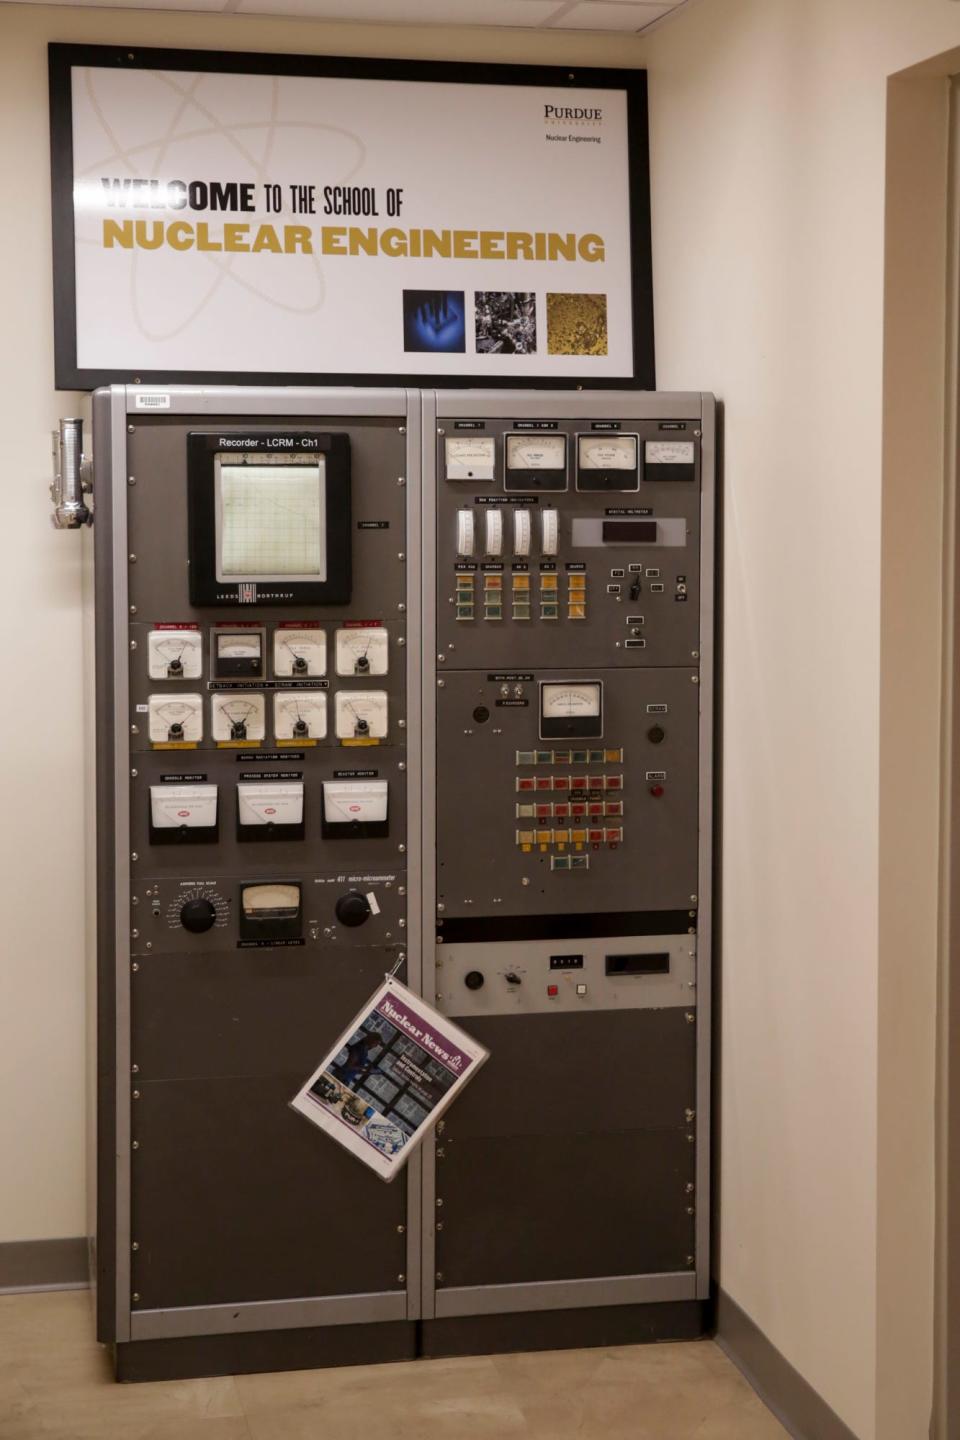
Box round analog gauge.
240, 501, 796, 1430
148, 694, 203, 745
541, 683, 602, 719
335, 627, 389, 677
211, 692, 265, 743
334, 690, 389, 740
506, 434, 566, 470
273, 628, 326, 678
274, 691, 327, 741
645, 440, 695, 465
578, 435, 638, 470
147, 629, 202, 680
445, 436, 496, 480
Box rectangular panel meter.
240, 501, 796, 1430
644, 439, 696, 483
576, 433, 639, 492
147, 694, 203, 747
539, 680, 603, 740
213, 627, 265, 679
321, 779, 389, 838
273, 690, 327, 743
237, 782, 305, 839
148, 784, 218, 842
238, 881, 302, 942
211, 692, 266, 744
187, 432, 351, 606
272, 626, 326, 678
147, 628, 202, 680
504, 433, 567, 492
445, 435, 496, 482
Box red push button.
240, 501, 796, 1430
650, 784, 665, 797
547, 984, 559, 997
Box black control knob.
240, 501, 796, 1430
336, 891, 372, 928
355, 654, 370, 674
180, 898, 216, 933
647, 725, 666, 744
464, 970, 485, 991
292, 655, 308, 675
504, 972, 522, 986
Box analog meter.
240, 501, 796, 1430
504, 433, 567, 492
274, 690, 327, 742
211, 692, 265, 744
645, 440, 695, 465
577, 434, 639, 492
540, 681, 603, 740
148, 694, 203, 746
335, 627, 389, 677
335, 690, 389, 741
445, 435, 496, 482
273, 628, 326, 678
212, 629, 265, 680
147, 629, 202, 680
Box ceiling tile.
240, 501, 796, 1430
551, 1, 675, 30
232, 0, 567, 24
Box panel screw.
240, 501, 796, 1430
686, 1183, 695, 1194
438, 654, 446, 662
687, 1207, 695, 1216
130, 768, 138, 778
437, 903, 445, 913
131, 929, 139, 940
132, 1140, 139, 1150
131, 895, 139, 906
132, 1091, 140, 1100
130, 605, 137, 615
521, 877, 531, 887
397, 1273, 406, 1283
398, 919, 406, 928
398, 886, 406, 895
129, 554, 137, 563
398, 426, 406, 435
437, 428, 445, 435
132, 1292, 140, 1302
398, 844, 406, 854
130, 640, 137, 651
685, 1109, 696, 1121
398, 762, 406, 772
144, 942, 152, 951
437, 679, 445, 688
436, 1198, 444, 1207
131, 1241, 139, 1250
691, 651, 700, 659
694, 429, 701, 437
398, 719, 406, 729
687, 1256, 695, 1267
127, 475, 136, 485
398, 603, 406, 612
132, 1064, 139, 1074
127, 425, 135, 434
691, 675, 699, 685
396, 1224, 406, 1234
685, 1012, 695, 1023
436, 1220, 444, 1231
131, 852, 138, 862
436, 1271, 444, 1282
436, 1121, 445, 1134
397, 476, 405, 486
130, 724, 139, 735
131, 962, 139, 973
436, 1146, 445, 1159
690, 895, 698, 904
398, 637, 406, 647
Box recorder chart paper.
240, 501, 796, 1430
218, 463, 327, 579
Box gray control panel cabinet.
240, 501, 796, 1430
88, 386, 714, 1378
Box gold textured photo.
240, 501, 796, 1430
546, 293, 608, 356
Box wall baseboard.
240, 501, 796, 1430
0, 1238, 89, 1294
716, 1290, 860, 1440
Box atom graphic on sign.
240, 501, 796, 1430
75, 67, 367, 342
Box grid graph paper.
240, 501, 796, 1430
219, 464, 326, 579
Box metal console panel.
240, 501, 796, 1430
93, 387, 421, 1358
421, 389, 714, 1323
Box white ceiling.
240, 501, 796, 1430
21, 0, 687, 34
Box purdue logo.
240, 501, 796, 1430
544, 105, 603, 122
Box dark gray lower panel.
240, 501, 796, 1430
0, 1238, 89, 1292
115, 1320, 416, 1382
716, 1290, 860, 1440
421, 1301, 708, 1358
436, 1129, 695, 1288
132, 1074, 406, 1309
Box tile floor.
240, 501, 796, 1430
0, 1290, 788, 1440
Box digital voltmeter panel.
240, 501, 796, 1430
187, 432, 352, 606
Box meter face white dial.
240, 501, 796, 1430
273, 691, 327, 741
645, 440, 695, 465
506, 434, 566, 471
273, 628, 326, 678
579, 435, 638, 470
148, 694, 203, 744
217, 633, 261, 659
335, 627, 389, 677
445, 436, 496, 479
211, 692, 265, 742
335, 690, 389, 740
541, 683, 602, 719
147, 629, 202, 680
242, 882, 300, 916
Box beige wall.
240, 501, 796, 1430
643, 3, 960, 1437
0, 3, 645, 1246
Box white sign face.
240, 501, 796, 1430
53, 50, 650, 385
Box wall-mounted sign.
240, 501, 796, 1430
48, 45, 653, 390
